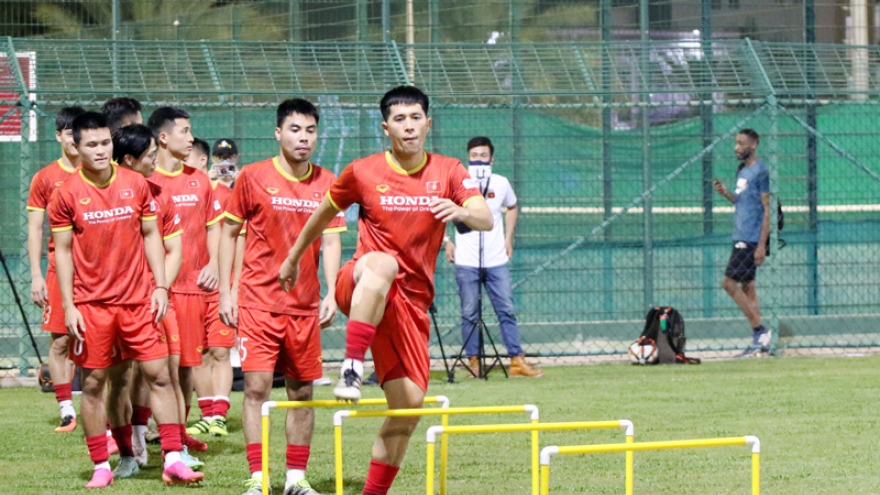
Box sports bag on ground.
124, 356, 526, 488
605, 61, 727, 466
629, 306, 700, 365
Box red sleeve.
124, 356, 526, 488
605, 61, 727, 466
26, 172, 48, 211
205, 181, 223, 226
224, 170, 250, 224
139, 176, 157, 221
47, 188, 74, 232
323, 212, 347, 234
162, 199, 182, 239
327, 163, 360, 211
447, 160, 482, 207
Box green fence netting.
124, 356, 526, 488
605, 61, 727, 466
1, 38, 878, 373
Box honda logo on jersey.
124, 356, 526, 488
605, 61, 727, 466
172, 194, 199, 203
426, 181, 442, 193
120, 189, 133, 199
82, 206, 135, 220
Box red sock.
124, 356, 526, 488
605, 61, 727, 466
86, 434, 110, 464
185, 405, 191, 421
213, 396, 230, 418
110, 424, 134, 458
246, 443, 263, 474
286, 444, 310, 470
362, 460, 400, 495
158, 423, 183, 453
54, 382, 72, 403
179, 424, 187, 443
345, 320, 377, 361
197, 397, 214, 418
132, 406, 152, 426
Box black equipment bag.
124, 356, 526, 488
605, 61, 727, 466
635, 307, 700, 364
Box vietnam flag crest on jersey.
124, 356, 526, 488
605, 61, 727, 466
426, 181, 442, 193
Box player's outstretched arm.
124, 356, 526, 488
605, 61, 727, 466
142, 219, 168, 323
319, 232, 342, 328
52, 229, 85, 341
279, 196, 339, 292
218, 220, 244, 327
430, 196, 493, 231
197, 222, 221, 292
26, 210, 48, 307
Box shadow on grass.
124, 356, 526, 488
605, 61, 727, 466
307, 476, 365, 494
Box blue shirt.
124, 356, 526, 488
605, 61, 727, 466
732, 159, 769, 243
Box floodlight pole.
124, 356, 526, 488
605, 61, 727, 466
640, 0, 654, 309
805, 0, 820, 315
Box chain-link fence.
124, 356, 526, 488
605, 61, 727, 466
1, 37, 878, 374
0, 1, 857, 44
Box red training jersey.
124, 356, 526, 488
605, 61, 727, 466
149, 165, 223, 295
26, 159, 77, 272
328, 151, 481, 311
226, 158, 346, 315
47, 166, 158, 305
212, 181, 233, 215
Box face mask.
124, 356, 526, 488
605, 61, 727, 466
468, 160, 491, 180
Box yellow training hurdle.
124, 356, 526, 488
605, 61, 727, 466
259, 396, 450, 495
425, 420, 634, 495
539, 435, 761, 495
334, 405, 540, 495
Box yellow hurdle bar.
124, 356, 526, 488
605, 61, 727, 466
539, 435, 761, 495
336, 405, 540, 495
260, 396, 450, 495
425, 420, 634, 495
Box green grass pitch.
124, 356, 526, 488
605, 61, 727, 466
2, 355, 879, 494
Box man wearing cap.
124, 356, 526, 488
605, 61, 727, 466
186, 137, 240, 437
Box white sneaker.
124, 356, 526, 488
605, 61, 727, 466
333, 368, 362, 402
132, 430, 148, 466
312, 377, 333, 386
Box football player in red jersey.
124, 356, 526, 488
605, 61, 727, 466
26, 106, 85, 432
49, 112, 203, 488
221, 98, 344, 495
148, 107, 223, 454
279, 86, 492, 495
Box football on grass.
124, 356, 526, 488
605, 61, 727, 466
628, 341, 658, 365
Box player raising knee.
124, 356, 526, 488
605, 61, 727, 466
278, 86, 492, 495
48, 112, 203, 488
220, 98, 344, 495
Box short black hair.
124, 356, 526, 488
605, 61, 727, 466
738, 128, 760, 144
101, 97, 142, 134
147, 106, 190, 134
55, 106, 86, 132
112, 124, 154, 164
467, 136, 494, 157
192, 138, 210, 158
276, 98, 319, 128
72, 111, 109, 144
380, 85, 429, 121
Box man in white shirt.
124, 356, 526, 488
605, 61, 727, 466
444, 137, 543, 378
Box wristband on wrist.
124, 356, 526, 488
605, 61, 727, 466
154, 286, 168, 291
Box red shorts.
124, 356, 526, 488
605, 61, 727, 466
205, 294, 235, 349
41, 270, 67, 335
68, 303, 168, 369
171, 292, 206, 367
237, 307, 322, 382
159, 302, 181, 355
336, 260, 431, 392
